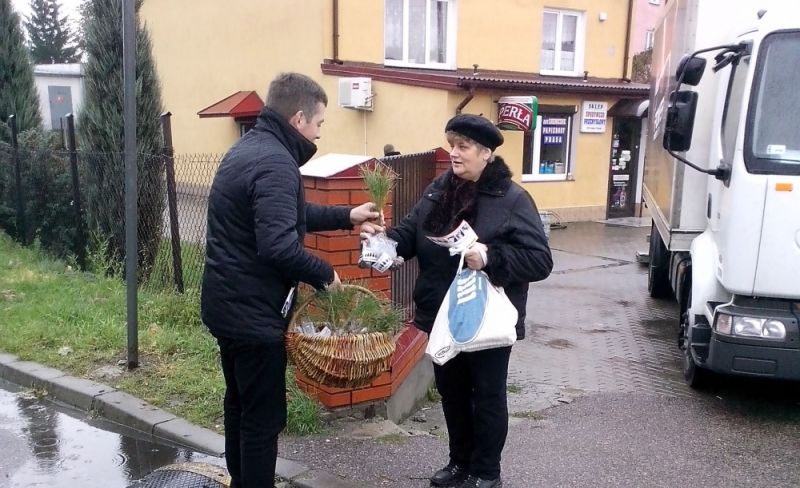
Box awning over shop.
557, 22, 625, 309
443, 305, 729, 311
608, 99, 649, 118
198, 91, 263, 119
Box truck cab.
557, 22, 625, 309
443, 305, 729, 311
643, 0, 800, 386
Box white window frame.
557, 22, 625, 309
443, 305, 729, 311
539, 8, 586, 77
645, 29, 655, 50
521, 114, 576, 182
384, 0, 458, 70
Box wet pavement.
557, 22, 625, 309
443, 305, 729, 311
0, 379, 222, 488
278, 221, 800, 487
4, 221, 800, 487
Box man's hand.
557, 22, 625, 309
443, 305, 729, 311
350, 202, 381, 225
464, 242, 489, 270
327, 270, 342, 290
359, 221, 385, 239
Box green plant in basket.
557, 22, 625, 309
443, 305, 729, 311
296, 283, 405, 336
359, 162, 398, 225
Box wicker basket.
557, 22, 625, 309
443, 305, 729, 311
285, 285, 396, 388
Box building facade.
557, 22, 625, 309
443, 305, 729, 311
141, 0, 649, 221
33, 63, 84, 132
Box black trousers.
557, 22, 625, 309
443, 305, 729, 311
433, 346, 512, 480
218, 337, 287, 488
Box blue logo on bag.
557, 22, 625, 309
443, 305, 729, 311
448, 269, 488, 343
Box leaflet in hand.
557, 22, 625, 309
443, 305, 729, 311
426, 220, 478, 255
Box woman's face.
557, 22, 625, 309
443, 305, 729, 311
448, 135, 491, 182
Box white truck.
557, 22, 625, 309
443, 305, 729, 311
643, 0, 800, 386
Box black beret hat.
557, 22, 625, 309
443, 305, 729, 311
445, 114, 504, 150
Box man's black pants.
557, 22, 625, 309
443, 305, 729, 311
218, 337, 287, 488
433, 346, 512, 480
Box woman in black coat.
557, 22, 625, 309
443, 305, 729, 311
370, 114, 553, 487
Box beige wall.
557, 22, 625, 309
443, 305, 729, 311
330, 0, 629, 77
317, 79, 452, 157
140, 0, 328, 155
141, 0, 631, 217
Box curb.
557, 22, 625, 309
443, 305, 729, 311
0, 352, 360, 488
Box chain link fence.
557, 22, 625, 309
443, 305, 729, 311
0, 117, 218, 293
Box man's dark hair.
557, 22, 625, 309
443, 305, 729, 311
266, 73, 328, 121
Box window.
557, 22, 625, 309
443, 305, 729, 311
385, 0, 457, 69
745, 31, 800, 175
540, 9, 585, 75
522, 111, 575, 182
721, 55, 750, 164
645, 29, 655, 50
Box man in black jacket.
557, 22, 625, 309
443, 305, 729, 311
201, 72, 380, 488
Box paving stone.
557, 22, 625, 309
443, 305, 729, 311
93, 390, 175, 435
153, 417, 225, 456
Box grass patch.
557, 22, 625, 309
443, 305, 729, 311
146, 239, 206, 292
0, 232, 321, 435
506, 383, 522, 394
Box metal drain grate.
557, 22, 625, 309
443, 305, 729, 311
126, 463, 230, 488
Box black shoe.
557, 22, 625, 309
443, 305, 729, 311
430, 463, 468, 487
460, 475, 503, 488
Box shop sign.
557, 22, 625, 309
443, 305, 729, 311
581, 100, 607, 133
542, 117, 567, 145
497, 96, 538, 131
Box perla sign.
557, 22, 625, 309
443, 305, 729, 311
497, 96, 538, 131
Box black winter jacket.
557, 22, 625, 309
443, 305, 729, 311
201, 108, 352, 343
387, 158, 552, 339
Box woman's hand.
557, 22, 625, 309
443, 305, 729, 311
464, 242, 488, 270
359, 221, 385, 239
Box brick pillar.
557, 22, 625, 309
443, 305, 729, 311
299, 174, 429, 411
303, 175, 392, 295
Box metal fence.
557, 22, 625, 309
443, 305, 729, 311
0, 114, 438, 307
385, 151, 437, 314
0, 113, 216, 293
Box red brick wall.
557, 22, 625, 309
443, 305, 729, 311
295, 325, 427, 408
303, 176, 392, 295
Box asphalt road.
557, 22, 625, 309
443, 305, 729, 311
279, 222, 800, 488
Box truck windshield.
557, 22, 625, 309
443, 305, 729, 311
746, 30, 800, 175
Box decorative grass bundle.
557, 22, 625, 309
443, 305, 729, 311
359, 162, 398, 225
286, 284, 405, 388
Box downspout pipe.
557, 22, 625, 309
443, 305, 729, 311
622, 0, 634, 81
455, 86, 475, 114
333, 0, 341, 63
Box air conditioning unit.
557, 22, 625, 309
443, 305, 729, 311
338, 77, 373, 111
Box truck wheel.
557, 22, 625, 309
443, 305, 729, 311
648, 222, 672, 299
683, 330, 711, 388
680, 287, 711, 388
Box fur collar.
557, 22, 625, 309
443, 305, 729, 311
423, 156, 513, 235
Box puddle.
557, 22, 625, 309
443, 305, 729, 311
0, 379, 223, 488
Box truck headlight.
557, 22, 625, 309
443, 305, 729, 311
763, 320, 787, 339
715, 313, 787, 339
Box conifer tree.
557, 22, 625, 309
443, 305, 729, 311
25, 0, 80, 64
0, 0, 42, 140
78, 0, 164, 280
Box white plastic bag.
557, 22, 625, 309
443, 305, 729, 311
359, 233, 403, 272
425, 251, 518, 365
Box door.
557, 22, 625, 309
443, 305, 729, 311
606, 117, 641, 218
47, 86, 73, 132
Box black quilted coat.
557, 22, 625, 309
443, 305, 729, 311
201, 108, 352, 343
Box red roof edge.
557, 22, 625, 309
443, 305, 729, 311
198, 91, 264, 119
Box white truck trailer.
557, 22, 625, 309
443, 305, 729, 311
644, 0, 800, 386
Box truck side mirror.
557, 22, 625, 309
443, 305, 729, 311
676, 55, 706, 86
663, 90, 699, 152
